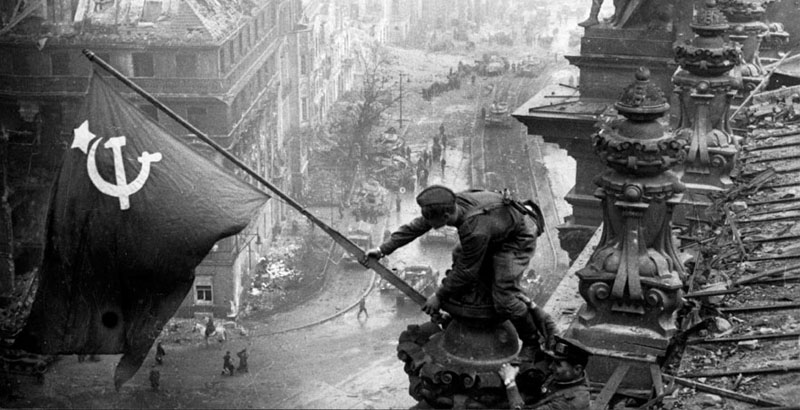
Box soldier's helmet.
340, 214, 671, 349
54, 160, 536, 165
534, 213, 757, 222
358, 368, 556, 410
544, 336, 592, 368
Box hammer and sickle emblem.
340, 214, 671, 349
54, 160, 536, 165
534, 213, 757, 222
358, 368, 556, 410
87, 136, 162, 210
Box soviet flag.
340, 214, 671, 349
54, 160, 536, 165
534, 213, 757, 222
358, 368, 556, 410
14, 72, 269, 388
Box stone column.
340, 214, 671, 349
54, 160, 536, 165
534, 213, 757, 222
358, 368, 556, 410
567, 67, 687, 390
718, 0, 771, 93
673, 0, 741, 196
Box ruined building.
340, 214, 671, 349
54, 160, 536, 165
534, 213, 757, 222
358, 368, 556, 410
0, 0, 345, 321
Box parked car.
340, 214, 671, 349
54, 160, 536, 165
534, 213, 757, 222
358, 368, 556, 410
420, 226, 459, 246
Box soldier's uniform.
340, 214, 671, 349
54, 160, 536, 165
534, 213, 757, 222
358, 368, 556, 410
505, 336, 591, 410
529, 376, 590, 410
378, 187, 543, 345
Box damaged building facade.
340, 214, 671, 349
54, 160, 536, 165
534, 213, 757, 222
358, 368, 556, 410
0, 0, 372, 321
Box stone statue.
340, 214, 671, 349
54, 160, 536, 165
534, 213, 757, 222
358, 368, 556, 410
579, 0, 670, 30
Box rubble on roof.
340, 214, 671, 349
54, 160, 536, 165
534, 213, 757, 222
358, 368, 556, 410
3, 0, 252, 43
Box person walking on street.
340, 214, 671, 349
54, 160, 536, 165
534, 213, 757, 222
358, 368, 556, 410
417, 167, 429, 190
365, 186, 550, 360
222, 351, 235, 376
440, 157, 447, 177
439, 123, 445, 137
396, 192, 402, 213
237, 348, 249, 373
204, 316, 216, 347
155, 341, 166, 365
357, 296, 369, 319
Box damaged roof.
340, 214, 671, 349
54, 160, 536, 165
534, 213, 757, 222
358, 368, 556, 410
4, 0, 259, 43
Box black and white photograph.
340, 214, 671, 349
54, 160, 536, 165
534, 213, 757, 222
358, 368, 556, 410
2, 0, 800, 408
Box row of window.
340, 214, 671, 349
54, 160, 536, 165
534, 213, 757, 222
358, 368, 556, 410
219, 1, 280, 73
4, 50, 201, 78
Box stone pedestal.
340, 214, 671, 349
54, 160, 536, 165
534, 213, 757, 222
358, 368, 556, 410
672, 0, 742, 213
569, 27, 678, 101
564, 67, 687, 391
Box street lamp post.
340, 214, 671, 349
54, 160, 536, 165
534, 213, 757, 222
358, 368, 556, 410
398, 73, 406, 130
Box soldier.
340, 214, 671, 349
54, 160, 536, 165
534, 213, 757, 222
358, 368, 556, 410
204, 316, 216, 347
432, 140, 442, 163
365, 186, 549, 360
396, 192, 402, 213
417, 167, 429, 190
236, 348, 249, 373
357, 296, 369, 319
499, 336, 591, 409
222, 351, 235, 376
155, 341, 166, 365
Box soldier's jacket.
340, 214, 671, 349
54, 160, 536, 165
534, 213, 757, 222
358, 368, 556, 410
506, 375, 590, 410
529, 377, 590, 410
378, 190, 535, 300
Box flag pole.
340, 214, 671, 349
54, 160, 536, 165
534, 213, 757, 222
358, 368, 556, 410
81, 49, 427, 307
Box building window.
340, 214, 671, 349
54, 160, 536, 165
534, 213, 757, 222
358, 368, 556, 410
176, 54, 198, 77
301, 97, 308, 122
132, 53, 155, 77
140, 104, 158, 121
196, 286, 212, 302
195, 276, 213, 305
51, 52, 70, 76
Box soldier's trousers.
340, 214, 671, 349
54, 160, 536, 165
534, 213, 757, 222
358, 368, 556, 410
491, 216, 537, 320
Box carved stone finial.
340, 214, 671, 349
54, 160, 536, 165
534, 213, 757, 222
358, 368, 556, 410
717, 0, 770, 22
614, 67, 670, 121
692, 0, 730, 31
676, 0, 741, 77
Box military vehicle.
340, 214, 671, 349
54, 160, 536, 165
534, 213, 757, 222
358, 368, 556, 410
372, 155, 415, 193
351, 179, 389, 223
381, 265, 437, 307
485, 101, 510, 127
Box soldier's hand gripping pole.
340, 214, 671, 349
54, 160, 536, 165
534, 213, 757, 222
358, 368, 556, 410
82, 48, 427, 309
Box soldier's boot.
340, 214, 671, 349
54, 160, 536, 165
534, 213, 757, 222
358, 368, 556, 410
578, 1, 602, 27
510, 312, 540, 362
